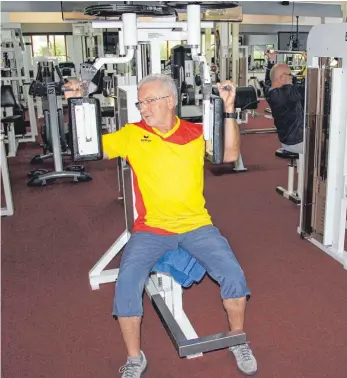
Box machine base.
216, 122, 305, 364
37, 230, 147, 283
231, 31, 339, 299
27, 169, 92, 187
276, 186, 301, 205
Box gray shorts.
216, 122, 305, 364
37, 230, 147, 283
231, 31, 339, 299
113, 225, 250, 317
281, 142, 303, 154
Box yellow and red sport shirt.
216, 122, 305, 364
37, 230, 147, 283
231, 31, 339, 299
102, 117, 212, 234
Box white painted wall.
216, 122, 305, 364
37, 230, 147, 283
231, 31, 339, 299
1, 12, 10, 23
20, 23, 72, 33
243, 34, 278, 48
66, 35, 83, 72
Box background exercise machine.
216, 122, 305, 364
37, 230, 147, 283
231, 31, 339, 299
27, 62, 93, 187
30, 61, 71, 165
1, 24, 38, 153
298, 23, 347, 269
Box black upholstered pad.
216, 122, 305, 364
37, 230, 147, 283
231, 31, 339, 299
275, 148, 299, 159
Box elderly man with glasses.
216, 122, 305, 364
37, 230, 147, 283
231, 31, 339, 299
69, 73, 258, 378
266, 63, 304, 154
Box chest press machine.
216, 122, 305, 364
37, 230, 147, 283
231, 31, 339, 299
70, 3, 248, 359
298, 23, 347, 269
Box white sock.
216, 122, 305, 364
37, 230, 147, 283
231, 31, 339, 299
127, 354, 142, 364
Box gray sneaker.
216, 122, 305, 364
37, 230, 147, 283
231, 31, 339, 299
230, 343, 257, 375
119, 351, 147, 378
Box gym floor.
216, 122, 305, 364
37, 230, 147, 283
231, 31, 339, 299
2, 102, 347, 378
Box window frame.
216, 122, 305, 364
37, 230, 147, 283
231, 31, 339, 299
23, 32, 69, 62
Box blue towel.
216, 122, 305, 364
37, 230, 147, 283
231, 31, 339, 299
151, 248, 206, 288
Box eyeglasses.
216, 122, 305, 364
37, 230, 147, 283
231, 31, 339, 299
135, 96, 169, 110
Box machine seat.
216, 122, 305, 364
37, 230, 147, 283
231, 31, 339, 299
275, 148, 299, 160
1, 115, 27, 135
1, 115, 22, 124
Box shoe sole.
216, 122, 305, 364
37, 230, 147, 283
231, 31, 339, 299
141, 362, 148, 376
237, 366, 258, 376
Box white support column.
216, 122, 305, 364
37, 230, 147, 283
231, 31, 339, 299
136, 46, 143, 81
23, 85, 38, 139
0, 134, 14, 217
219, 23, 229, 81
171, 279, 183, 319
232, 23, 239, 84
149, 41, 162, 74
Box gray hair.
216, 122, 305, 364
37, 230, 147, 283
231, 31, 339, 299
138, 74, 178, 106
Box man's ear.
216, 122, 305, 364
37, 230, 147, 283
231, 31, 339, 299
168, 95, 175, 110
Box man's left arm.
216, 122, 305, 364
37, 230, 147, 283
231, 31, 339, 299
217, 81, 240, 163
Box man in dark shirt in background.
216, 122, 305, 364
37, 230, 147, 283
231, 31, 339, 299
266, 63, 304, 154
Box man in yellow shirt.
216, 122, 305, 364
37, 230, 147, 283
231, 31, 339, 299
79, 74, 257, 377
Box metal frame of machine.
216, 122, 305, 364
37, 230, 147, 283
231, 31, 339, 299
1, 133, 14, 217
87, 5, 247, 358
275, 150, 303, 205
298, 23, 347, 269
1, 23, 38, 151
91, 14, 248, 169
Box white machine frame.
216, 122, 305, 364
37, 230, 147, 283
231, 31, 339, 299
88, 6, 246, 359
92, 15, 247, 171
1, 23, 38, 149
298, 23, 347, 269
1, 133, 14, 216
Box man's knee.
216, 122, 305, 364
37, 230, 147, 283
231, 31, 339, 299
113, 266, 149, 318
209, 250, 250, 299
219, 269, 250, 300
200, 230, 251, 300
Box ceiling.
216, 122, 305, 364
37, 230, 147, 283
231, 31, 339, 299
0, 1, 345, 18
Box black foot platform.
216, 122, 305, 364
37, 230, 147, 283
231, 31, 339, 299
27, 167, 91, 187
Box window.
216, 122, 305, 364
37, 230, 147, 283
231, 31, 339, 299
251, 44, 274, 70
32, 35, 49, 57
201, 34, 215, 58
51, 35, 67, 61
160, 42, 168, 60
30, 34, 68, 62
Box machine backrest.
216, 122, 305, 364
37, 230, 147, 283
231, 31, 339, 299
1, 85, 18, 108
59, 62, 76, 77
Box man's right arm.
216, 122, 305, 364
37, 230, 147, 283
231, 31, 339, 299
286, 84, 303, 103
102, 126, 130, 160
